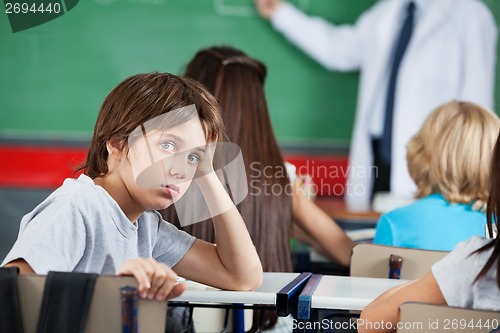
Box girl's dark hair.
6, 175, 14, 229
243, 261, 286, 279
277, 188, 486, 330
474, 131, 500, 287
164, 46, 293, 272
76, 72, 224, 178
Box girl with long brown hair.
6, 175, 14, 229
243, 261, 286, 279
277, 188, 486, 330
164, 46, 354, 274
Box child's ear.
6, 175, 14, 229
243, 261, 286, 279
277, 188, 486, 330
106, 137, 125, 159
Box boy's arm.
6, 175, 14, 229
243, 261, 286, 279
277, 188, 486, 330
173, 172, 263, 291
4, 258, 35, 273
117, 258, 186, 301
4, 258, 185, 302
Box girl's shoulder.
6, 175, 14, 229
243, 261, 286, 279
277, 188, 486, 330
459, 236, 492, 252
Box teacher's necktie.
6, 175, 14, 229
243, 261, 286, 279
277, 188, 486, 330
380, 1, 416, 165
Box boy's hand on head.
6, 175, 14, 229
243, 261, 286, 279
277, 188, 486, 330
117, 258, 186, 301
194, 141, 217, 177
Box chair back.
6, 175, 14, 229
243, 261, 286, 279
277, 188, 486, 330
17, 275, 167, 333
350, 243, 448, 279
397, 302, 500, 332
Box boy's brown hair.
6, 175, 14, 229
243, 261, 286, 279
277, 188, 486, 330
77, 72, 225, 178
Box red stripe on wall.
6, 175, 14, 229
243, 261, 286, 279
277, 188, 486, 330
0, 146, 87, 189
284, 154, 348, 197
0, 145, 349, 196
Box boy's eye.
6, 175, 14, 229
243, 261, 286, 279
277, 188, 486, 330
160, 141, 176, 152
188, 153, 201, 165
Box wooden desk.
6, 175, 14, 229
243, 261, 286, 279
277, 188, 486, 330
172, 272, 300, 309
314, 198, 380, 226
296, 275, 410, 322
171, 272, 312, 320
171, 272, 312, 333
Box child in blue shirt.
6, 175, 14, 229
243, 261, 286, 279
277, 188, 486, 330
374, 101, 500, 251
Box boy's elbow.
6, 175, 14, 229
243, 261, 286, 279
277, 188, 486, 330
230, 265, 264, 291
247, 267, 264, 290
238, 256, 264, 291
3, 258, 36, 274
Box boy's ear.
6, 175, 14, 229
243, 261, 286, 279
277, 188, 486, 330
106, 137, 125, 159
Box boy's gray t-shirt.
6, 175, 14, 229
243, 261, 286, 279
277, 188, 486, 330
2, 174, 196, 274
432, 236, 499, 311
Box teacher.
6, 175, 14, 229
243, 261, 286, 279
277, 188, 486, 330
255, 0, 497, 210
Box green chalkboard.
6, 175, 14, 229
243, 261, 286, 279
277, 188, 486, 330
0, 0, 376, 146
0, 0, 498, 147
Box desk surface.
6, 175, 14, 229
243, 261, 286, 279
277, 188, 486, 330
173, 272, 299, 306
311, 275, 408, 311
314, 198, 380, 224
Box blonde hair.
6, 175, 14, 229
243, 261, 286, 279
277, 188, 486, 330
407, 100, 500, 209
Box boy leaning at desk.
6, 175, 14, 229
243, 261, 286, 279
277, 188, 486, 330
1, 72, 263, 302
